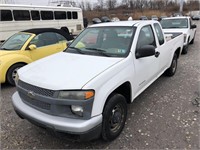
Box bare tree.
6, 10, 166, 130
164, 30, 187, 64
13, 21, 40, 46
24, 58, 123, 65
98, 0, 104, 9
106, 0, 117, 10
85, 1, 92, 11
78, 0, 85, 11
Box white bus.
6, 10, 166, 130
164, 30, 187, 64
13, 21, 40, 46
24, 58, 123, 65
0, 4, 83, 42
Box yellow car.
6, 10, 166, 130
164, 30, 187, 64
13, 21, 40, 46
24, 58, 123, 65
0, 28, 72, 85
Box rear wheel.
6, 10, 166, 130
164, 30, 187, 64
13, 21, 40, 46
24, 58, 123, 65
6, 63, 25, 86
102, 93, 127, 141
165, 53, 177, 77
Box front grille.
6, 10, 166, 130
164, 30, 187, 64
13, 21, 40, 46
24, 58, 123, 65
20, 93, 51, 110
18, 80, 55, 97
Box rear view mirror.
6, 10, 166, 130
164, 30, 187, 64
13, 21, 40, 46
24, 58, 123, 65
136, 45, 156, 59
29, 44, 37, 50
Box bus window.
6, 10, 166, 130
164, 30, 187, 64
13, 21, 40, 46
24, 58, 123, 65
13, 10, 30, 21
55, 11, 66, 20
67, 11, 72, 19
41, 11, 53, 20
31, 10, 40, 20
0, 10, 13, 21
72, 12, 78, 19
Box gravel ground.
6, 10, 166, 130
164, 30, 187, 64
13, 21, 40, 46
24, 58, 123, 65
0, 21, 200, 149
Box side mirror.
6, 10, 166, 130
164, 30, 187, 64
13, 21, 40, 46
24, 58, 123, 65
191, 24, 197, 29
29, 44, 37, 50
136, 45, 156, 59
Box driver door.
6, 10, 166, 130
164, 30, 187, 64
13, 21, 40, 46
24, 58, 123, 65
28, 32, 64, 61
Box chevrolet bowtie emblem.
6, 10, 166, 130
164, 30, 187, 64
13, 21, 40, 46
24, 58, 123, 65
27, 91, 35, 98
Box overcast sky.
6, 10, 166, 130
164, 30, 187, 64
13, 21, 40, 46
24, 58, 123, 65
14, 0, 97, 6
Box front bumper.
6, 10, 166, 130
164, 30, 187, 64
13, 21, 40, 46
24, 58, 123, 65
12, 92, 102, 140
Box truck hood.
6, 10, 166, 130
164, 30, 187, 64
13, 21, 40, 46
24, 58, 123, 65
18, 52, 124, 90
163, 28, 188, 34
0, 50, 18, 57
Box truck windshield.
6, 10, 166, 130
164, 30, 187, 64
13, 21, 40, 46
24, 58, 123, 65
160, 18, 188, 29
66, 27, 135, 57
0, 33, 31, 50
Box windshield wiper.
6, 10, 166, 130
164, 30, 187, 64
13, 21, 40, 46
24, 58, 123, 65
85, 48, 111, 57
67, 47, 85, 54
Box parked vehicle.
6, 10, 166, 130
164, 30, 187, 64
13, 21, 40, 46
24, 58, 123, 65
92, 18, 102, 24
160, 16, 197, 54
159, 15, 167, 21
111, 17, 120, 22
191, 14, 200, 20
0, 28, 73, 85
151, 15, 158, 21
12, 21, 184, 141
139, 16, 148, 20
0, 4, 83, 42
101, 16, 111, 22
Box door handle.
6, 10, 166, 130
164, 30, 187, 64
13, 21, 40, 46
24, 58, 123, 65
155, 51, 160, 58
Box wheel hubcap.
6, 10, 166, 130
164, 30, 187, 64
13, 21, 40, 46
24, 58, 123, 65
109, 104, 125, 133
172, 59, 177, 73
12, 67, 20, 80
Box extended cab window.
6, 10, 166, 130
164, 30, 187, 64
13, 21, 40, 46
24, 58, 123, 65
161, 19, 188, 29
154, 23, 164, 45
137, 25, 156, 50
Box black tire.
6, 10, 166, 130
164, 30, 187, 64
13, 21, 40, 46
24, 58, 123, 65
165, 53, 178, 77
182, 43, 188, 54
6, 63, 24, 86
102, 93, 127, 141
190, 33, 196, 44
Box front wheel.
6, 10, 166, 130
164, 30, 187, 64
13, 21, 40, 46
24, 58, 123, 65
102, 93, 127, 141
165, 53, 177, 77
6, 63, 25, 86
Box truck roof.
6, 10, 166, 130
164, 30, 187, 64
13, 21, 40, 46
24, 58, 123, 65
89, 20, 159, 27
162, 16, 190, 20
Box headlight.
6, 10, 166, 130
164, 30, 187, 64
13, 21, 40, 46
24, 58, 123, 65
58, 90, 94, 100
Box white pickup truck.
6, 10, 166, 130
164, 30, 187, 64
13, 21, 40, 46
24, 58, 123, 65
160, 16, 197, 54
12, 21, 184, 141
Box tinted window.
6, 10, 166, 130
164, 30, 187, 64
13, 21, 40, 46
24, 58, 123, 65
55, 11, 66, 20
137, 25, 156, 50
154, 23, 164, 45
31, 11, 40, 20
13, 10, 30, 21
30, 32, 58, 48
0, 10, 13, 21
161, 19, 188, 29
67, 11, 72, 19
41, 11, 53, 20
72, 11, 78, 19
56, 33, 66, 41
